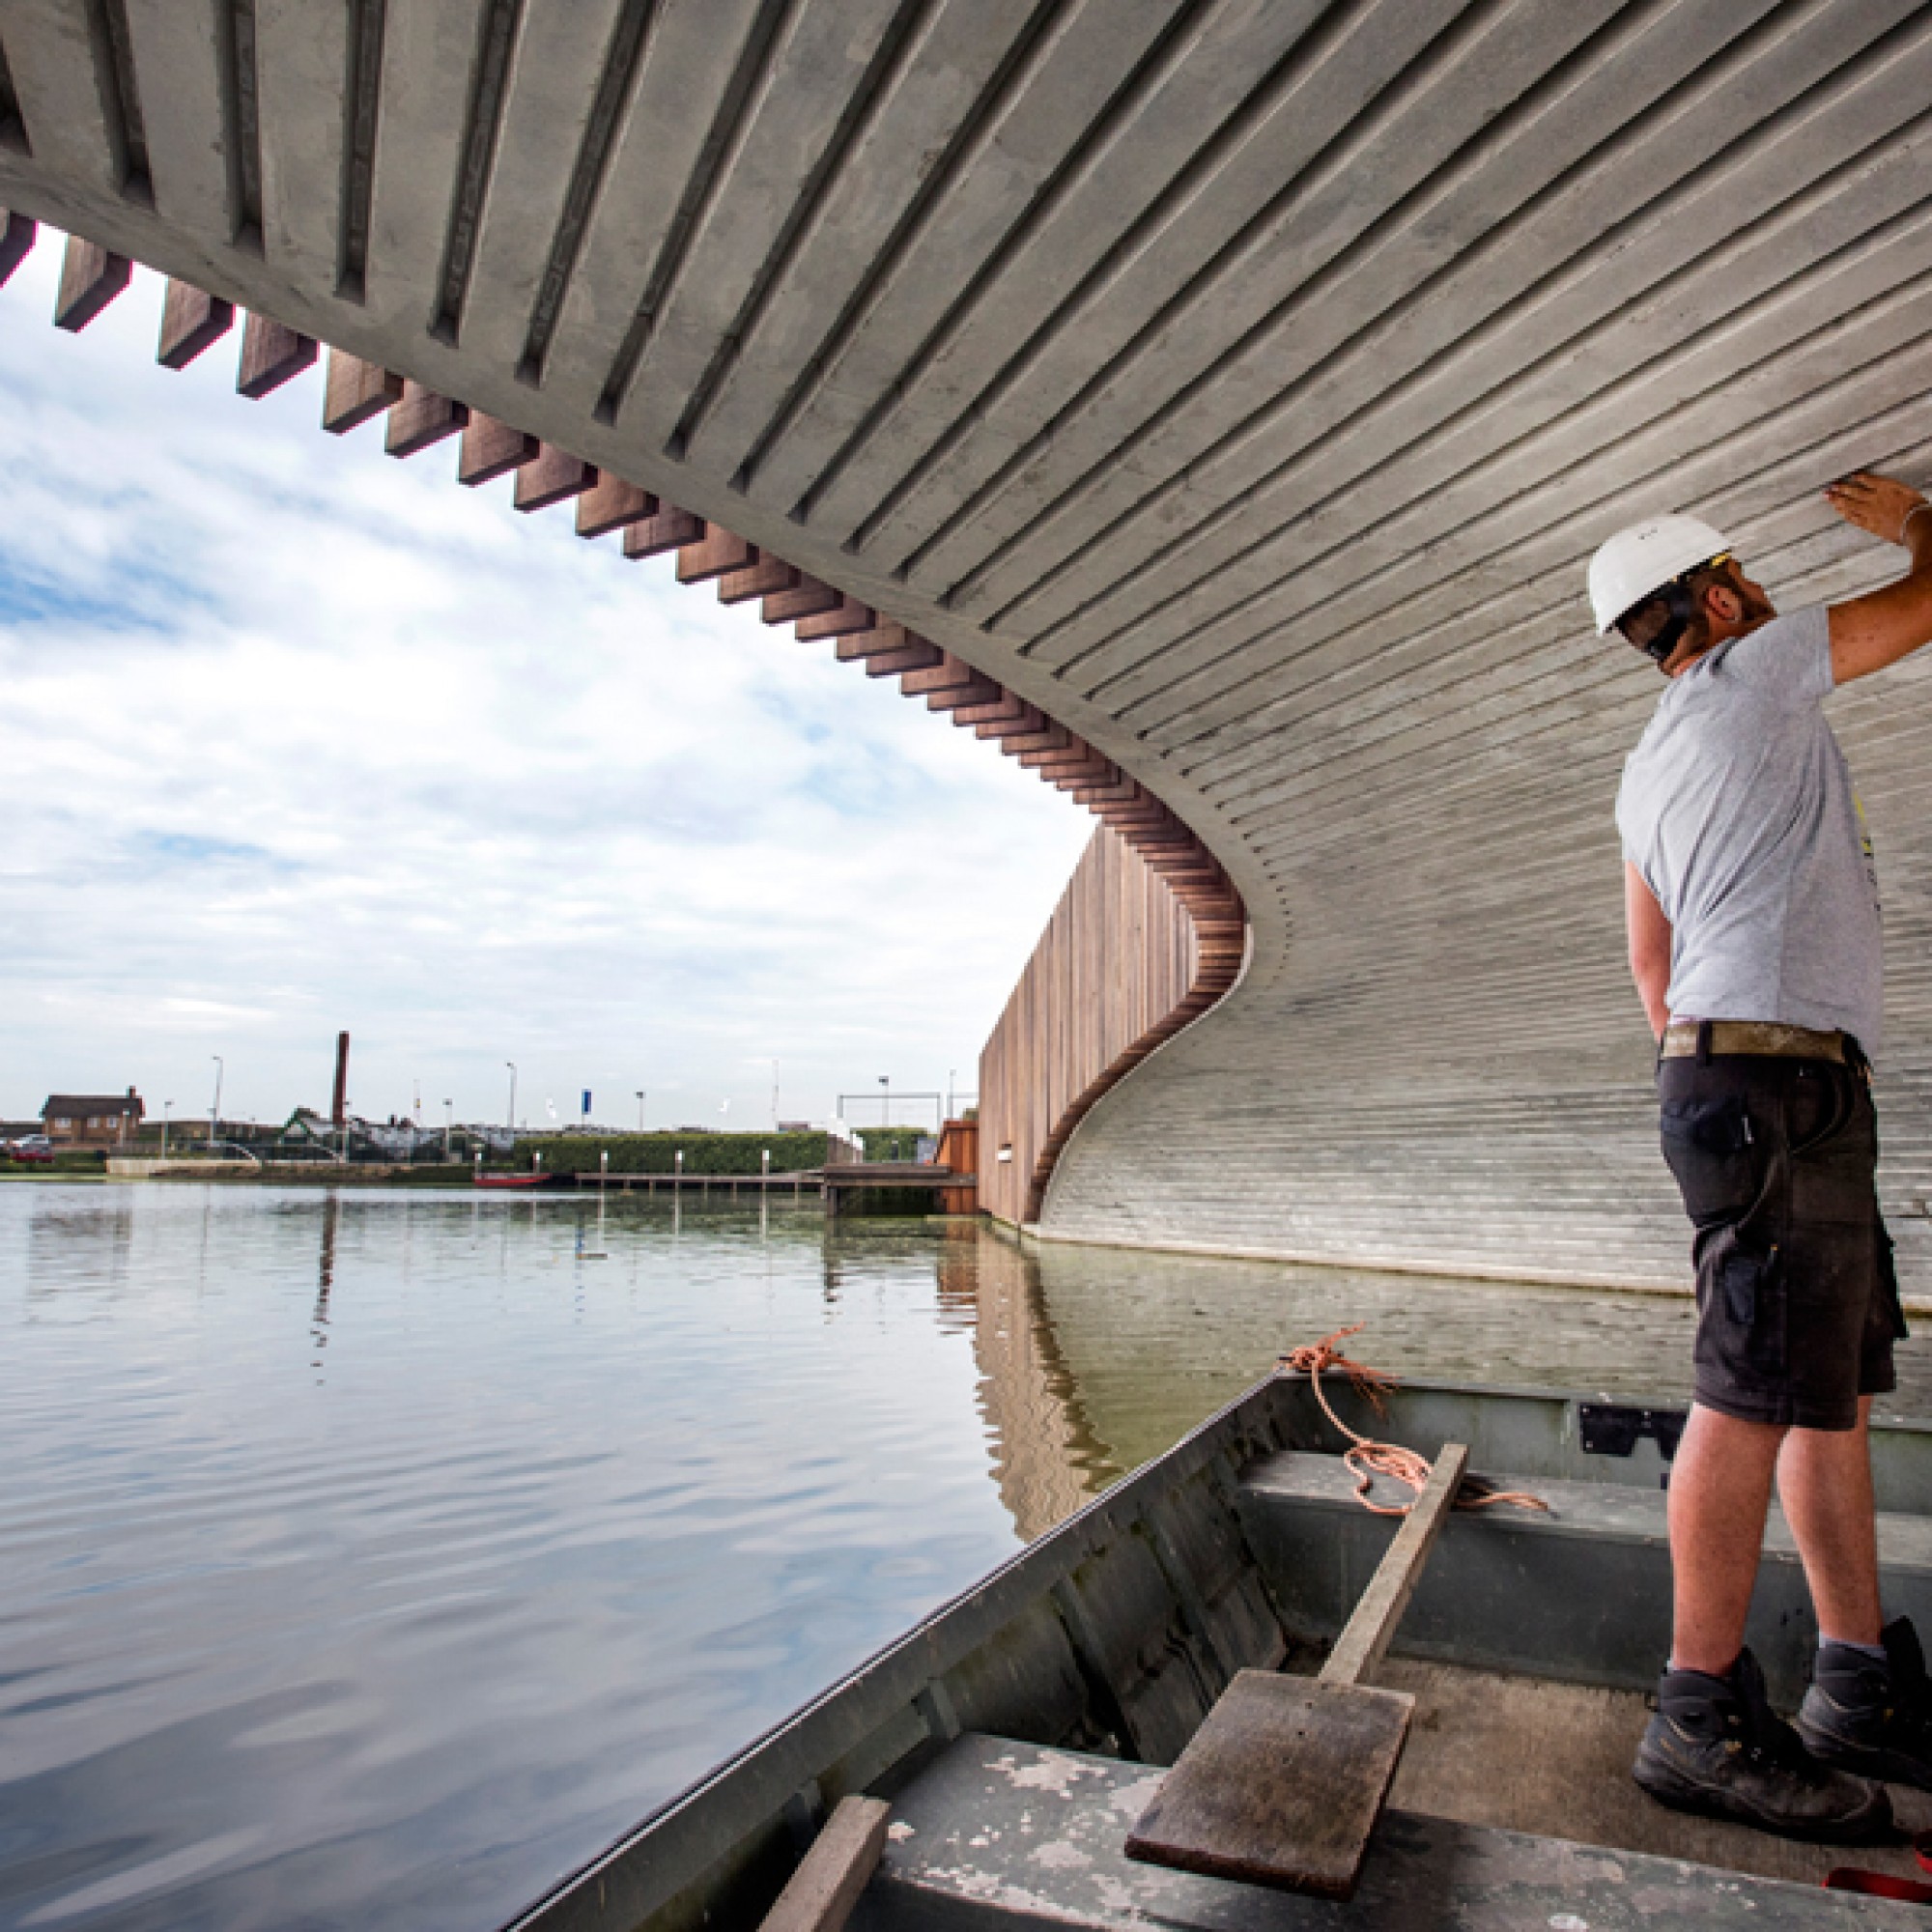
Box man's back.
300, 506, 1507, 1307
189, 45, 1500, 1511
1615, 604, 1882, 1053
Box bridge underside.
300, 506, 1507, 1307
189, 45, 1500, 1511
5, 1, 1932, 1293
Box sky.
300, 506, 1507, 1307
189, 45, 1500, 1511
0, 235, 1094, 1136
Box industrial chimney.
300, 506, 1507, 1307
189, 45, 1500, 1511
331, 1031, 350, 1130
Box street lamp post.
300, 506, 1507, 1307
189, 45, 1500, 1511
636, 1090, 645, 1132
161, 1099, 173, 1159
505, 1062, 517, 1136
210, 1057, 223, 1151
771, 1058, 780, 1130
443, 1099, 453, 1160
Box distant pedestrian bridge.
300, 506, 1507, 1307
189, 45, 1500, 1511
5, 1, 1930, 1293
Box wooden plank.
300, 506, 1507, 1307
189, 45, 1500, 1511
156, 280, 234, 369
1123, 1445, 1468, 1902
926, 679, 1003, 713
899, 656, 980, 696
1124, 1670, 1411, 1901
1057, 768, 1123, 796
999, 725, 1071, 753
976, 707, 1049, 740
864, 643, 944, 678
576, 475, 657, 539
1321, 1443, 1470, 1689
835, 624, 909, 663
385, 383, 469, 458
677, 526, 757, 583
719, 557, 797, 604
788, 591, 873, 638
622, 507, 706, 560
758, 1795, 892, 1932
237, 314, 319, 398
514, 446, 597, 512
321, 352, 403, 433
459, 413, 539, 486
53, 238, 131, 331
0, 213, 38, 289
954, 694, 1028, 727
764, 578, 843, 626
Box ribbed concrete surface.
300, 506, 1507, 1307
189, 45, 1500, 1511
4, 2, 1931, 1289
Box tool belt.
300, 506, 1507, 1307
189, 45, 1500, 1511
1660, 1018, 1854, 1065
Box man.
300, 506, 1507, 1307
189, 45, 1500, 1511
1597, 469, 1932, 1839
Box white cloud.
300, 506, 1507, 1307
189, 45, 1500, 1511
0, 242, 1094, 1130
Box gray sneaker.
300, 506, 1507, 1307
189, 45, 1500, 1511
1799, 1617, 1932, 1792
1634, 1648, 1890, 1841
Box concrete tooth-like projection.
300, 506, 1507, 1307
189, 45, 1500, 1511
3, 3, 1930, 1291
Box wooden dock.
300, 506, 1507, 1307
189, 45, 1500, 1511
574, 1172, 822, 1199
820, 1164, 977, 1216
571, 1165, 980, 1216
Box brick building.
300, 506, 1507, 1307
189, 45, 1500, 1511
41, 1090, 145, 1147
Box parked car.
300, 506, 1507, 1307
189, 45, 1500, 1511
6, 1136, 55, 1165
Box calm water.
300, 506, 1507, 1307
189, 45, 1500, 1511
7, 1183, 1932, 1931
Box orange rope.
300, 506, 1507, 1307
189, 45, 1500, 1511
1277, 1325, 1548, 1518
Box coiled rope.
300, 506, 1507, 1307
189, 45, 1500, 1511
1278, 1325, 1548, 1518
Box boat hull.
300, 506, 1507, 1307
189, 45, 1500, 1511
503, 1376, 1932, 1932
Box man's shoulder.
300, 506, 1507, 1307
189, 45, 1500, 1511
1697, 605, 1832, 700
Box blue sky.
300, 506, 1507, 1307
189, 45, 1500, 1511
0, 237, 1094, 1133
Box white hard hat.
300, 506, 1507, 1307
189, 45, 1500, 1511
1587, 515, 1732, 634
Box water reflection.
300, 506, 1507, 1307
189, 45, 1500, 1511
311, 1193, 337, 1372
1025, 1235, 1932, 1478
940, 1232, 1118, 1539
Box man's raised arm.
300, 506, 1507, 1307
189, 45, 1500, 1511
1826, 471, 1932, 685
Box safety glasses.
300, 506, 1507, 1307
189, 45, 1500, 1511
1616, 553, 1733, 664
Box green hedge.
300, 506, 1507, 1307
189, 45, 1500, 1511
500, 1125, 932, 1176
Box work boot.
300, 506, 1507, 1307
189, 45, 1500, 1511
1799, 1618, 1932, 1791
1633, 1648, 1890, 1840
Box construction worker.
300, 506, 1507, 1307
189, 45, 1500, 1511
1597, 471, 1932, 1839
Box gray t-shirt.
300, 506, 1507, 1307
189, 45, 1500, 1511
1615, 605, 1884, 1054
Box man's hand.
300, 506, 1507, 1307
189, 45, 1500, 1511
1827, 470, 1929, 547
1827, 470, 1932, 684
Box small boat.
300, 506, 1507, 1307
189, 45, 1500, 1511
474, 1171, 573, 1191
503, 1368, 1932, 1931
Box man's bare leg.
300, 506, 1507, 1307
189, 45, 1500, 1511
1668, 1403, 1786, 1673
1639, 1401, 1890, 1836
1778, 1396, 1882, 1647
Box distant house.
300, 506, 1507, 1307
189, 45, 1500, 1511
42, 1089, 145, 1147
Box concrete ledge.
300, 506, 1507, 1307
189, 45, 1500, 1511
1021, 1221, 1932, 1314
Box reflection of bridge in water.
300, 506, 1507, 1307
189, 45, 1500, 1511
7, 8, 1931, 1298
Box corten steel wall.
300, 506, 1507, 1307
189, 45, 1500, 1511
7, 4, 1932, 1294
980, 825, 1219, 1228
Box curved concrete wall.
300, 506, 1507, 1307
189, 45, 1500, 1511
5, 3, 1931, 1292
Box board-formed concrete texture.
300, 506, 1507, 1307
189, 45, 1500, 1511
4, 2, 1931, 1292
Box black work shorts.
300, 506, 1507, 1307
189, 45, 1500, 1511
1658, 1051, 1906, 1432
